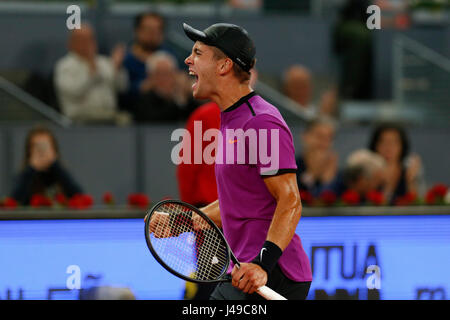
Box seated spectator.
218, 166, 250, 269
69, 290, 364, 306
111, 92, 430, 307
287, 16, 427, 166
121, 12, 178, 113
11, 126, 83, 205
368, 123, 425, 204
331, 149, 386, 203
296, 117, 338, 197
134, 51, 198, 122
283, 64, 338, 118
54, 23, 129, 125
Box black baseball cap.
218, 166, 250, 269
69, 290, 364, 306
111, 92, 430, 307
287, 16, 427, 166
183, 22, 256, 73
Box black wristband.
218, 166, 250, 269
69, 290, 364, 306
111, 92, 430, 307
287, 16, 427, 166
251, 240, 283, 275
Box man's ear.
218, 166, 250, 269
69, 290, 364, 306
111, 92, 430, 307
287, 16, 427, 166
218, 58, 233, 76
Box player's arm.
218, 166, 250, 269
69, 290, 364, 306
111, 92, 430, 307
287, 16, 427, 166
199, 200, 221, 227
264, 172, 302, 249
232, 173, 301, 294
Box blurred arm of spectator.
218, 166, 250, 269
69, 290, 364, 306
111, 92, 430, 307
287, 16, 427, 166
404, 153, 425, 195
11, 126, 83, 205
319, 87, 339, 118
110, 43, 129, 92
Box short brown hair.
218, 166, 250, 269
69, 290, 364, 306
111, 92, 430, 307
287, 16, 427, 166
211, 47, 254, 83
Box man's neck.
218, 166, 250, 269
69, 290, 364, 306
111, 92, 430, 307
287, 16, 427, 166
212, 82, 253, 112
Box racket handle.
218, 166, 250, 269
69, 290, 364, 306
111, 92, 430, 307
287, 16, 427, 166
256, 285, 287, 300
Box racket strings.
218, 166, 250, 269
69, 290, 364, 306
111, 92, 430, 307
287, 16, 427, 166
148, 202, 229, 281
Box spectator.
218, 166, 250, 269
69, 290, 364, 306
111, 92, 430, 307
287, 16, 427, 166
54, 23, 129, 125
11, 126, 83, 205
296, 117, 338, 197
283, 64, 338, 118
121, 12, 178, 113
368, 123, 425, 204
134, 51, 198, 122
331, 149, 386, 203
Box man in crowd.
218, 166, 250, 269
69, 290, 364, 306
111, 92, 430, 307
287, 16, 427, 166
54, 23, 129, 125
134, 51, 198, 122
283, 64, 338, 119
121, 12, 179, 113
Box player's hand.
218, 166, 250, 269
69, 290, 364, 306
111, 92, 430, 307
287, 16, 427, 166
148, 211, 172, 238
192, 212, 211, 231
231, 263, 267, 295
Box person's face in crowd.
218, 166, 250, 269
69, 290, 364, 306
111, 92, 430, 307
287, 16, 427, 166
184, 41, 220, 100
303, 123, 335, 152
284, 66, 312, 107
151, 59, 177, 98
70, 25, 97, 60
136, 15, 164, 52
29, 133, 57, 171
375, 129, 403, 164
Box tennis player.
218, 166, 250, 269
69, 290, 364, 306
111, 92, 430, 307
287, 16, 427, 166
183, 22, 312, 300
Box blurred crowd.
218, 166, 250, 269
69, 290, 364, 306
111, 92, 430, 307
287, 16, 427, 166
54, 12, 199, 125
4, 6, 446, 209
51, 11, 342, 126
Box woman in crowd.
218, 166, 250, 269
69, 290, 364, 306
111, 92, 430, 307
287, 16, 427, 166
368, 123, 425, 205
11, 125, 83, 205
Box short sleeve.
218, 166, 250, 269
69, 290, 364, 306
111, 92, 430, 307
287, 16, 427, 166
244, 114, 297, 177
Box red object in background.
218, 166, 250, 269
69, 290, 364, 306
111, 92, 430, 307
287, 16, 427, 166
176, 102, 221, 206
366, 190, 385, 206
103, 192, 114, 205
429, 184, 448, 198
424, 183, 448, 205
320, 190, 337, 206
54, 193, 67, 206
395, 13, 410, 30
30, 194, 53, 208
299, 190, 313, 206
425, 190, 436, 205
1, 197, 18, 209
394, 191, 417, 206
128, 193, 150, 209
68, 194, 94, 210
341, 190, 361, 205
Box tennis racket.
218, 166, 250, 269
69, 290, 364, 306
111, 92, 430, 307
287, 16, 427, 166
144, 199, 287, 300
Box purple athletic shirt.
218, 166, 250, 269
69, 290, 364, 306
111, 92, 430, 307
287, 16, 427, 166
215, 91, 312, 282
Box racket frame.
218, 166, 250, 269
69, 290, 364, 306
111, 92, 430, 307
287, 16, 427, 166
144, 199, 236, 284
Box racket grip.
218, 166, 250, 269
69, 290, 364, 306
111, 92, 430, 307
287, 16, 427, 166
256, 285, 287, 300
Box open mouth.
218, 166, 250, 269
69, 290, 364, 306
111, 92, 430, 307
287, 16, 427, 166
188, 70, 199, 89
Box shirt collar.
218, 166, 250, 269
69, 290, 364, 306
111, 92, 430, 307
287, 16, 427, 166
222, 91, 257, 113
